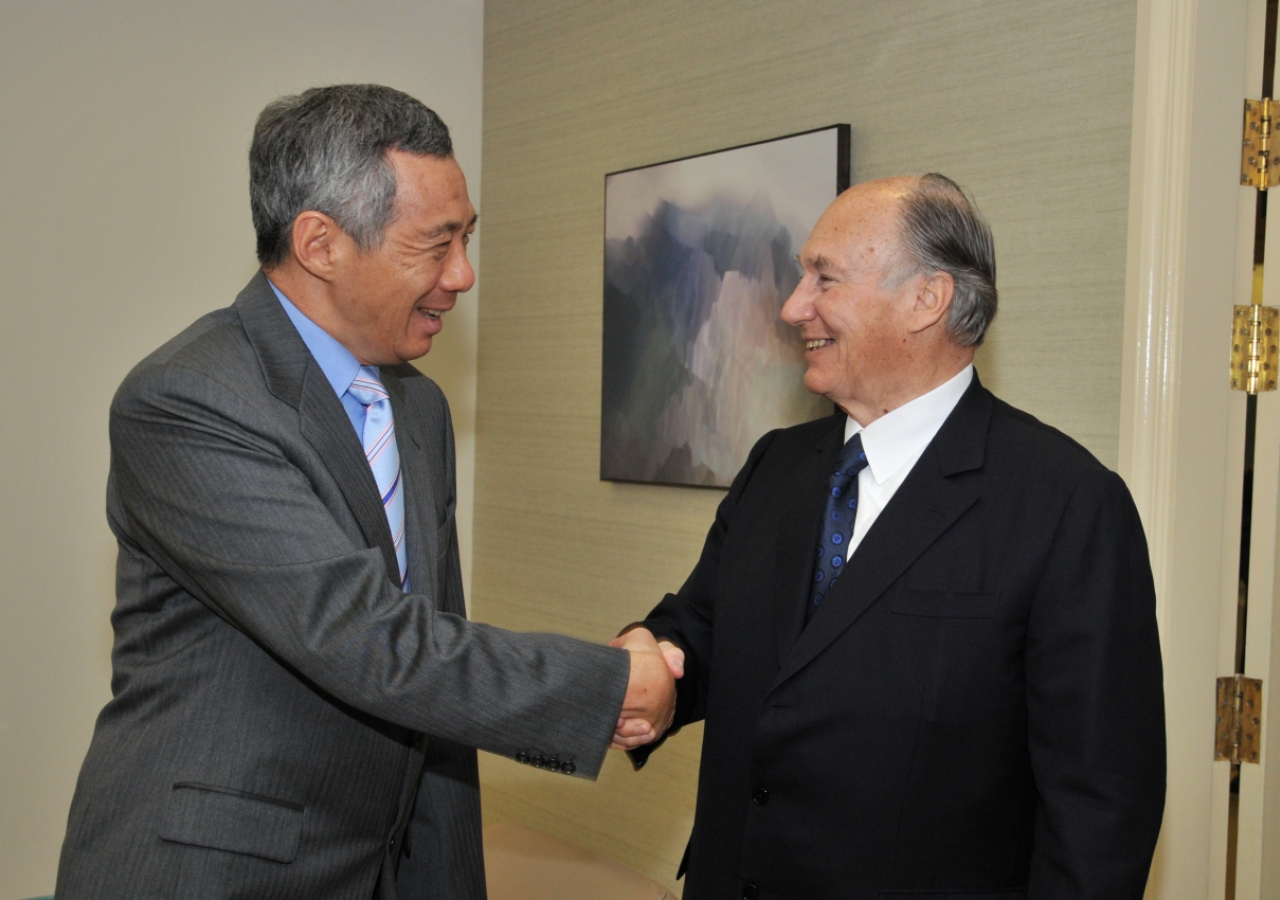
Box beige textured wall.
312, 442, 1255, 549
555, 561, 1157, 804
475, 0, 1137, 893
0, 2, 482, 894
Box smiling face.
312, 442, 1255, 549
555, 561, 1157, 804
324, 150, 476, 365
781, 179, 930, 422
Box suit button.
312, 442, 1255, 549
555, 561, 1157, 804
741, 883, 759, 900
532, 755, 546, 768
561, 760, 576, 775
547, 756, 561, 772
752, 787, 769, 805
515, 751, 530, 764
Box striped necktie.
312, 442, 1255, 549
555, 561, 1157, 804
347, 367, 409, 590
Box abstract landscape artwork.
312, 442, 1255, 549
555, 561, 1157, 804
601, 125, 850, 487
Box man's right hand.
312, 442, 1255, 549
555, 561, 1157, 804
609, 627, 683, 750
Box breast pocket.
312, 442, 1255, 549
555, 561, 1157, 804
159, 782, 304, 863
891, 588, 1001, 618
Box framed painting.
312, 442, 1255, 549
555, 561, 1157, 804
600, 124, 851, 487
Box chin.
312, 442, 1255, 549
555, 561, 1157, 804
802, 371, 828, 398
396, 338, 433, 362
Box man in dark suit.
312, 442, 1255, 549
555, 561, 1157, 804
56, 85, 675, 900
618, 174, 1166, 899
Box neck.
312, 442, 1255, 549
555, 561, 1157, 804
841, 350, 973, 426
265, 260, 328, 322
264, 261, 370, 364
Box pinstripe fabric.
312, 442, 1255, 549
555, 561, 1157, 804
55, 273, 631, 900
348, 367, 408, 589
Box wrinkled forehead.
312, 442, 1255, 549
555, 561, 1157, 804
802, 184, 905, 272
389, 152, 476, 227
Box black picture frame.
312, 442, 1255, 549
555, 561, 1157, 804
601, 124, 851, 488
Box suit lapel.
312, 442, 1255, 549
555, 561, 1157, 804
298, 373, 401, 581
235, 272, 400, 582
768, 379, 992, 694
773, 418, 845, 663
383, 368, 442, 598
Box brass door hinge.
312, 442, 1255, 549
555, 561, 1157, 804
1216, 675, 1263, 764
1243, 98, 1280, 189
1230, 305, 1280, 393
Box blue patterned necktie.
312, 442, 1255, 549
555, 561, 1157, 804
347, 367, 409, 590
806, 433, 869, 624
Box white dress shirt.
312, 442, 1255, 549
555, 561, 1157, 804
843, 365, 974, 558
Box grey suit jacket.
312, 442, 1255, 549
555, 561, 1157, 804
56, 272, 630, 900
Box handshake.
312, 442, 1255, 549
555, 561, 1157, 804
608, 627, 685, 750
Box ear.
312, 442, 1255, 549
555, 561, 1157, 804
908, 270, 955, 334
289, 211, 348, 282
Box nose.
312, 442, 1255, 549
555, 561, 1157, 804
441, 240, 476, 294
780, 277, 814, 326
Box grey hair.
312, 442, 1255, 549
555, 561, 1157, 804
884, 173, 997, 347
250, 84, 453, 268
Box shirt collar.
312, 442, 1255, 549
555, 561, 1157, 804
843, 365, 974, 485
268, 279, 362, 399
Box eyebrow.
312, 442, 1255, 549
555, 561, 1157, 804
422, 213, 479, 241
801, 252, 843, 274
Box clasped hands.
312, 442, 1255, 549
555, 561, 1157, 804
609, 627, 685, 750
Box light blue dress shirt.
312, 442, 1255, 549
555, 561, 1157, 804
268, 280, 366, 436
268, 280, 411, 590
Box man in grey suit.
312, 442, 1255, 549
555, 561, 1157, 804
56, 85, 676, 900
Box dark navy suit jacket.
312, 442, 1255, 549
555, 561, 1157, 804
638, 375, 1165, 900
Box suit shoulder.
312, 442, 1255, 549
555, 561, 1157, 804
123, 307, 247, 378
986, 394, 1110, 478
114, 307, 256, 409
974, 394, 1144, 547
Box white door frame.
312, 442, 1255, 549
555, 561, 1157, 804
1122, 1, 1265, 897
